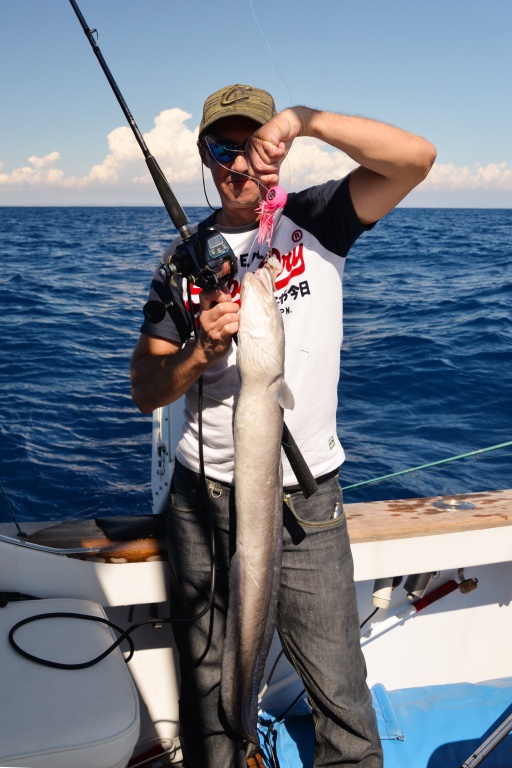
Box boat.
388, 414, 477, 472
1, 401, 511, 767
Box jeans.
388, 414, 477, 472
167, 460, 383, 768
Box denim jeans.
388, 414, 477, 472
167, 460, 383, 768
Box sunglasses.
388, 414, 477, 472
201, 137, 247, 164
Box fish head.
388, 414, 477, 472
238, 263, 285, 380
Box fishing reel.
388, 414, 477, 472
165, 228, 237, 291
143, 228, 237, 325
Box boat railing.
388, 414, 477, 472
0, 533, 102, 556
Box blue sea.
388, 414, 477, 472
0, 206, 511, 524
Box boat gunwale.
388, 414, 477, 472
1, 489, 511, 563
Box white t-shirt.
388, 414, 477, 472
141, 177, 373, 485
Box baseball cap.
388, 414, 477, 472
198, 84, 277, 137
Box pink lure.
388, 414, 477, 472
256, 186, 288, 246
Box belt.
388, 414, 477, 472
283, 467, 340, 495
175, 459, 339, 496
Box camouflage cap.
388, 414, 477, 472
198, 84, 277, 137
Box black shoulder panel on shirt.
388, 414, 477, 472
283, 176, 374, 258
140, 268, 192, 345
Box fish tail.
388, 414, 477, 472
221, 552, 260, 745
245, 739, 263, 761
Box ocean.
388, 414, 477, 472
0, 206, 510, 524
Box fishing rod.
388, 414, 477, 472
68, 0, 237, 294
69, 0, 186, 232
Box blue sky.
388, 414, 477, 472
1, 0, 511, 207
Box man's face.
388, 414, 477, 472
200, 116, 263, 216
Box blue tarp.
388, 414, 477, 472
259, 677, 512, 767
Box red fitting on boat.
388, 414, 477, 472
413, 579, 459, 612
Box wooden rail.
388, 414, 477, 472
2, 489, 511, 564
346, 488, 512, 544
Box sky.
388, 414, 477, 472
1, 0, 511, 208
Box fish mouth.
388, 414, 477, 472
255, 265, 275, 290
241, 265, 273, 300
246, 259, 281, 291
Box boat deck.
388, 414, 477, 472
2, 489, 511, 564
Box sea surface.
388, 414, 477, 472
0, 206, 511, 524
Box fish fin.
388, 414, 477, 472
276, 380, 295, 410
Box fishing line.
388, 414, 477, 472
344, 318, 472, 348
282, 338, 311, 381
248, 0, 294, 106
258, 687, 308, 768
242, 227, 265, 280
203, 136, 271, 199
181, 284, 217, 625
341, 439, 512, 492
246, 0, 295, 196
201, 163, 219, 212
201, 138, 292, 247
0, 479, 26, 537
258, 649, 285, 702
201, 98, 292, 209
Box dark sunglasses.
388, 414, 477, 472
201, 137, 247, 164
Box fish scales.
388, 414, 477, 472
220, 261, 294, 756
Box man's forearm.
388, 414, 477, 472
306, 108, 434, 179
275, 106, 436, 182
131, 340, 210, 414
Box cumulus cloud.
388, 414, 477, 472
423, 161, 512, 190
84, 108, 201, 186
0, 151, 66, 186
283, 137, 357, 188
1, 108, 511, 202
0, 109, 201, 192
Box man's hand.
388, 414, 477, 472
245, 108, 306, 187
197, 288, 239, 363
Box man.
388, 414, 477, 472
131, 84, 436, 767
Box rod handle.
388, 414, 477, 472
281, 423, 319, 499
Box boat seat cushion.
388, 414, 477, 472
0, 598, 140, 768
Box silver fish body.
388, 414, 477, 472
220, 262, 294, 755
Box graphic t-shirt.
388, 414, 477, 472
141, 176, 373, 485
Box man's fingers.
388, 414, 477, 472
199, 288, 233, 311
198, 302, 239, 363
200, 300, 239, 335
247, 137, 286, 167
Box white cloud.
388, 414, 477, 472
0, 109, 201, 192
423, 161, 512, 190
1, 109, 512, 204
27, 151, 61, 170
83, 108, 201, 186
0, 151, 65, 186
283, 137, 357, 189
